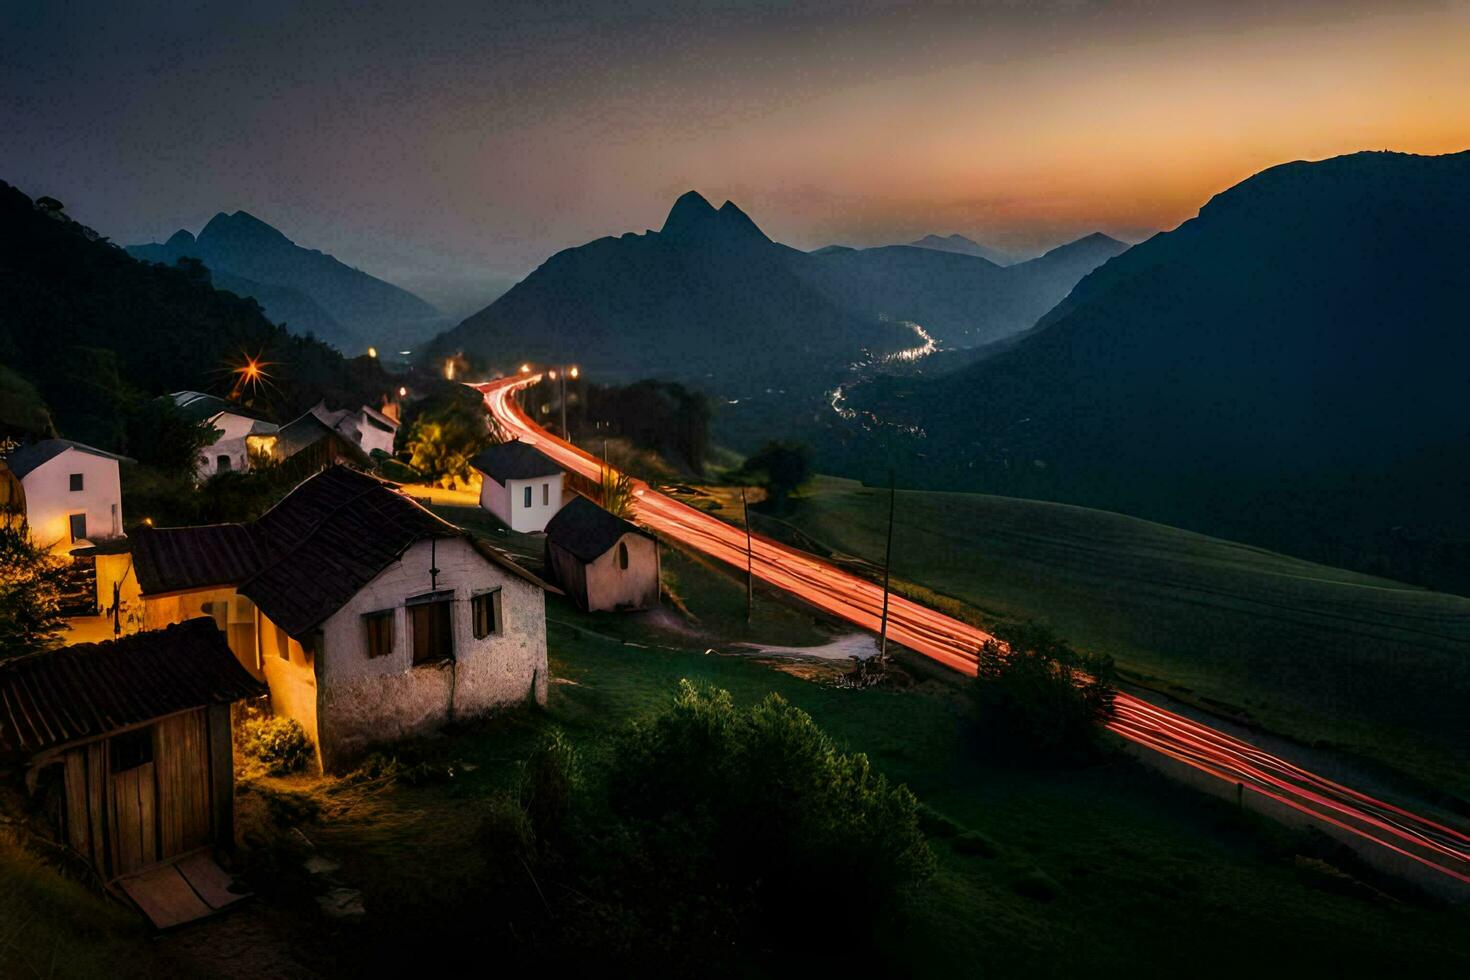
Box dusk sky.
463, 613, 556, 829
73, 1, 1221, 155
5, 0, 1468, 313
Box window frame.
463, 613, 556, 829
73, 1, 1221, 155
472, 588, 503, 639
68, 512, 87, 543
542, 482, 549, 506
363, 608, 395, 658
69, 473, 84, 492
523, 485, 532, 508
407, 590, 455, 666
618, 540, 630, 570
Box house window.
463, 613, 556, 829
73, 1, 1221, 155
68, 513, 87, 542
275, 623, 290, 661
69, 473, 83, 492
408, 591, 454, 665
523, 485, 532, 508
109, 727, 153, 772
217, 454, 232, 472
542, 482, 549, 506
618, 541, 630, 570
364, 609, 394, 657
472, 589, 502, 639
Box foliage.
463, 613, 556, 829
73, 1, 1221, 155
578, 380, 712, 472
739, 439, 813, 509
598, 464, 634, 518
121, 397, 219, 476
969, 621, 1116, 761
0, 364, 55, 439
240, 716, 313, 775
471, 682, 933, 971
400, 385, 492, 484
0, 521, 69, 658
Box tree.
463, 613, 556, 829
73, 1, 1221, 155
123, 396, 219, 476
400, 386, 493, 484
740, 440, 812, 509
0, 521, 69, 657
599, 464, 634, 518
969, 621, 1116, 761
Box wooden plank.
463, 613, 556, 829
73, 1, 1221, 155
63, 750, 89, 856
111, 768, 140, 875
183, 712, 209, 850
87, 742, 107, 874
137, 762, 157, 868
175, 851, 249, 910
206, 704, 234, 849
153, 718, 181, 858
116, 864, 212, 929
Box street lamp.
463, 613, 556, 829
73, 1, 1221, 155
550, 364, 579, 439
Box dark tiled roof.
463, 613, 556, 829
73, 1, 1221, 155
273, 412, 371, 465
3, 439, 132, 479
132, 523, 269, 596
239, 469, 465, 637
0, 619, 264, 757
470, 439, 563, 483
545, 495, 654, 563
169, 391, 272, 425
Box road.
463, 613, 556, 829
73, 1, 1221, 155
476, 374, 1470, 889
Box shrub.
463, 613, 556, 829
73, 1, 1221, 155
240, 716, 312, 775
970, 622, 1117, 762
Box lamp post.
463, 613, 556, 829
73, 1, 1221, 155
546, 364, 579, 439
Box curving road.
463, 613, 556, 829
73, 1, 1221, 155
476, 374, 1470, 889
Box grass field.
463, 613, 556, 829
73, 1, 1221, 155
765, 476, 1470, 800
195, 613, 1470, 975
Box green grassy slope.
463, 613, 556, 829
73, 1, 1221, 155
226, 616, 1469, 976
773, 477, 1470, 798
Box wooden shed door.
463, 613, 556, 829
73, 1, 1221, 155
109, 736, 159, 877
153, 711, 212, 860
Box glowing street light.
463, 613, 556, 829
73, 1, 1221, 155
548, 369, 557, 380
398, 386, 408, 397
367, 346, 378, 358
519, 363, 532, 374
569, 365, 579, 379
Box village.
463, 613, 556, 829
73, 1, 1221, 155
0, 378, 667, 931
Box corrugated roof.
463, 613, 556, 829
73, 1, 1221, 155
132, 523, 269, 596
545, 495, 655, 563
0, 619, 264, 758
469, 439, 563, 483
273, 412, 371, 465
3, 439, 132, 479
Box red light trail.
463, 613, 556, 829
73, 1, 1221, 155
476, 374, 1470, 888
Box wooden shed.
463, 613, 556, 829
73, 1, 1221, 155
0, 619, 264, 901
544, 496, 660, 612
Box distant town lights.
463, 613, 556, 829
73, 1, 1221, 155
548, 369, 557, 380
367, 346, 378, 358
569, 366, 579, 379
444, 358, 455, 380
398, 386, 408, 397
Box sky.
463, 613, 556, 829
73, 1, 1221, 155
4, 0, 1469, 315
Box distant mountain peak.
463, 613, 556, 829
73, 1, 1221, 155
200, 209, 293, 247
163, 229, 196, 250
660, 191, 770, 246
908, 233, 1014, 265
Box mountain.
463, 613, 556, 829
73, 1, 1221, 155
430, 192, 912, 391
908, 233, 1017, 265
842, 150, 1470, 590
129, 212, 444, 353
795, 233, 1128, 347
0, 182, 391, 450
431, 193, 1126, 393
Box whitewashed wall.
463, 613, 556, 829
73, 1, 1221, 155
195, 412, 263, 479
583, 532, 660, 612
22, 449, 122, 552
313, 536, 547, 769
480, 473, 563, 533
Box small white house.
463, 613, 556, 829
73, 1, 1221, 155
309, 401, 399, 457
0, 439, 129, 551
470, 439, 566, 533
171, 391, 279, 479
545, 496, 660, 612
132, 466, 554, 771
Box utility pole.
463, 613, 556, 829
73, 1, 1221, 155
742, 487, 754, 623
877, 467, 896, 664
559, 368, 568, 439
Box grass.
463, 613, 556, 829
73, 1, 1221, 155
766, 476, 1470, 800
214, 615, 1468, 976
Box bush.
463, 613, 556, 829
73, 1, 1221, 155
970, 622, 1116, 762
240, 716, 312, 775
737, 440, 812, 510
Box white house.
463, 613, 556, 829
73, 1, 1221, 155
131, 466, 553, 771
470, 439, 566, 533
544, 496, 660, 613
171, 391, 279, 479
309, 401, 399, 457
1, 439, 129, 551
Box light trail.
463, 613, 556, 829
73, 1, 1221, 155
476, 374, 1470, 887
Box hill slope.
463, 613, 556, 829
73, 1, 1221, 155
431, 193, 1126, 394
129, 212, 443, 353
844, 150, 1470, 589
908, 232, 1017, 265
0, 183, 390, 448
